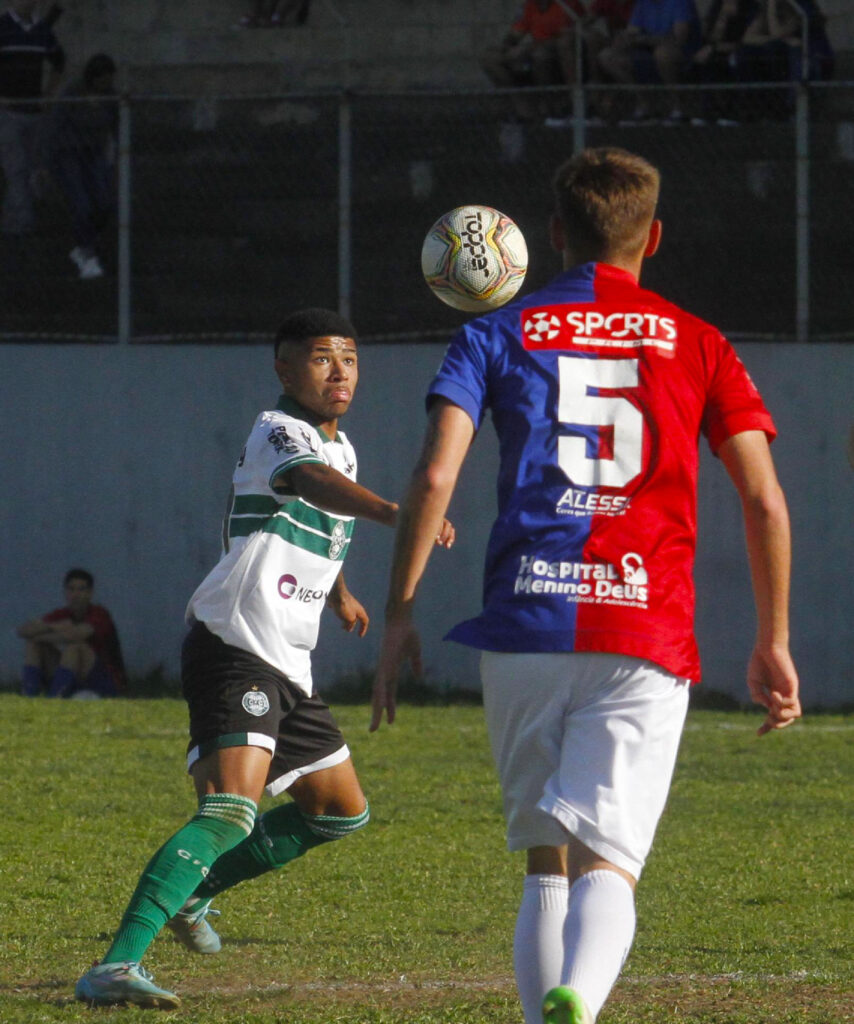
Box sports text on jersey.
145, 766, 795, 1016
522, 304, 677, 355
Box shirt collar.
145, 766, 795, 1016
275, 394, 338, 443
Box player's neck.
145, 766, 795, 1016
280, 395, 338, 440
564, 252, 642, 281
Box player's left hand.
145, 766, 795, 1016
370, 615, 422, 731
328, 589, 369, 637
435, 517, 455, 549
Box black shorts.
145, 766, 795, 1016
181, 621, 349, 796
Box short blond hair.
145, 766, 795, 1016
553, 148, 660, 262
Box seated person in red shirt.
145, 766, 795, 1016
580, 0, 635, 84
482, 0, 583, 89
16, 567, 125, 697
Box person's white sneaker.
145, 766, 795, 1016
167, 899, 222, 954
75, 961, 180, 1008
78, 254, 104, 279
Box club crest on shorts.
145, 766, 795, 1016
329, 520, 346, 559
242, 687, 270, 717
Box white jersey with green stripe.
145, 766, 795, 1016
186, 396, 356, 695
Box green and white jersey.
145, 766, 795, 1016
186, 396, 356, 695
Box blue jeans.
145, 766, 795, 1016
0, 108, 41, 234
51, 148, 115, 250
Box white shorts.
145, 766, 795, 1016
481, 651, 690, 879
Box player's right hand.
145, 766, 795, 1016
370, 617, 423, 731
435, 517, 455, 549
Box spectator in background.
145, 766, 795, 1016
482, 0, 583, 95
236, 0, 310, 28
690, 0, 759, 123
46, 53, 117, 280
598, 0, 702, 121
16, 567, 126, 698
579, 0, 635, 84
0, 0, 64, 235
735, 0, 833, 84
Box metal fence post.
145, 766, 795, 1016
117, 95, 132, 346
795, 82, 809, 343
572, 26, 585, 154
789, 0, 810, 343
338, 90, 352, 321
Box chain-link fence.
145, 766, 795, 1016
1, 82, 852, 344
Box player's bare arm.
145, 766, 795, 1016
370, 399, 474, 731
279, 462, 399, 526
276, 462, 456, 545
718, 430, 801, 736
327, 572, 369, 637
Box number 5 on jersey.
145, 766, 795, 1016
557, 355, 644, 488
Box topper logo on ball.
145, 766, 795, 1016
461, 210, 490, 276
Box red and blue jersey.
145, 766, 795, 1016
427, 262, 775, 681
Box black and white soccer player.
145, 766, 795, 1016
75, 308, 453, 1009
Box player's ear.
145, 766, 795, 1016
644, 219, 662, 259
274, 353, 291, 393
549, 213, 565, 255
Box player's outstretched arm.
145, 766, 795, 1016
718, 430, 802, 736
281, 463, 456, 544
284, 463, 399, 526
370, 399, 474, 731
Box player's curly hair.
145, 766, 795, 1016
553, 148, 660, 263
274, 308, 358, 356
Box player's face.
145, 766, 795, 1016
64, 578, 92, 616
275, 335, 359, 429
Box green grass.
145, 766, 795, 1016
0, 696, 850, 1023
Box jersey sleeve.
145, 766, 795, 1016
701, 332, 777, 453
260, 417, 326, 492
426, 326, 490, 431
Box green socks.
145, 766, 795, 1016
195, 801, 370, 899
103, 794, 256, 964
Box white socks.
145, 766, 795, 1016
514, 869, 636, 1023
514, 874, 569, 1023
564, 869, 636, 1020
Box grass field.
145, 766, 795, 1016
0, 694, 851, 1023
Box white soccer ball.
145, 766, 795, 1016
421, 204, 528, 313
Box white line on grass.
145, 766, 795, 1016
211, 969, 832, 998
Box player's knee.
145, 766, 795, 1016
196, 792, 259, 838
303, 800, 370, 842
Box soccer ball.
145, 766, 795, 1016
421, 205, 528, 313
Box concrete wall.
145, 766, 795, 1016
1, 342, 851, 708
43, 0, 854, 92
